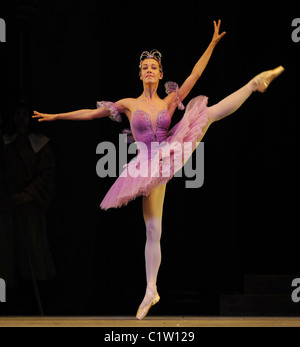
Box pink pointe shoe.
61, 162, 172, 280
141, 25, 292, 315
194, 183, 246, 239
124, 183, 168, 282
254, 66, 285, 93
136, 289, 160, 321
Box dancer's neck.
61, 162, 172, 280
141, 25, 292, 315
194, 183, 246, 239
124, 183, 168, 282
142, 83, 159, 100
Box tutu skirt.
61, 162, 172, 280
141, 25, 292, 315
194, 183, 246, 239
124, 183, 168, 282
100, 96, 210, 210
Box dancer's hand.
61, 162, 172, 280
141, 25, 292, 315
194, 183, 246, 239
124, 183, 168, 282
212, 20, 226, 46
32, 111, 58, 122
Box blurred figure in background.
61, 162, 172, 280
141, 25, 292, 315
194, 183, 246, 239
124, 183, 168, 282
1, 100, 56, 308
0, 110, 15, 290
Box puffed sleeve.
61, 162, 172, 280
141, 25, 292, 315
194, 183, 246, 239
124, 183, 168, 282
97, 101, 122, 123
165, 82, 185, 111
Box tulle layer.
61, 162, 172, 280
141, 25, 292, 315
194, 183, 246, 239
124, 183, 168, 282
100, 96, 210, 210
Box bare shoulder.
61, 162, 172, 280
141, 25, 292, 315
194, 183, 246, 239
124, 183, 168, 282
116, 98, 134, 111
115, 98, 135, 121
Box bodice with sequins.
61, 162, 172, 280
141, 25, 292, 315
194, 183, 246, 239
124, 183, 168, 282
130, 109, 171, 159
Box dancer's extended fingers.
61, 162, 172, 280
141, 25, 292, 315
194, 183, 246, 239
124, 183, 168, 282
214, 20, 222, 36
219, 31, 227, 39
33, 111, 48, 121
32, 111, 41, 118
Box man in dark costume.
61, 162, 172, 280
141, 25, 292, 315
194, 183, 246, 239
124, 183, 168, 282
1, 101, 56, 298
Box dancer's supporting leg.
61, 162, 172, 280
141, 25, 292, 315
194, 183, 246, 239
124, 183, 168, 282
207, 66, 284, 122
136, 184, 166, 320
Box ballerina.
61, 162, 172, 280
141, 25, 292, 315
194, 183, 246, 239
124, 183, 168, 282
33, 20, 284, 320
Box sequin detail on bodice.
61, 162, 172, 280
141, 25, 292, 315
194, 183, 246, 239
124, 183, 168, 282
130, 109, 171, 159
131, 109, 171, 142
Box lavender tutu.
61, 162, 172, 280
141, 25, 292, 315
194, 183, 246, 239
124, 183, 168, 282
98, 83, 210, 210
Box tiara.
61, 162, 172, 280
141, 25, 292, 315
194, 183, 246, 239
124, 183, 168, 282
139, 50, 163, 74
139, 49, 162, 63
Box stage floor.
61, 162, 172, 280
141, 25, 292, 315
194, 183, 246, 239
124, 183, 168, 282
0, 317, 300, 327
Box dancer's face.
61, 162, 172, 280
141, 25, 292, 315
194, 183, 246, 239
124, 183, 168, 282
140, 59, 163, 84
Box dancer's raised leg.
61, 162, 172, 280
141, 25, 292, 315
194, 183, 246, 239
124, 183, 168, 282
207, 66, 284, 122
136, 184, 166, 320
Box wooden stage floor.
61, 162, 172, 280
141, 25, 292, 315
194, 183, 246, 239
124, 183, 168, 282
0, 316, 300, 327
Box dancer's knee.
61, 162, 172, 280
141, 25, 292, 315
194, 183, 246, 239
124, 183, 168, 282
146, 219, 162, 242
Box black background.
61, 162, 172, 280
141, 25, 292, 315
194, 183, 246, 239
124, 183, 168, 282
0, 0, 299, 316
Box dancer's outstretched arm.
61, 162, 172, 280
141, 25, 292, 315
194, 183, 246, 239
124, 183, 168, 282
33, 99, 130, 122
33, 109, 103, 122
177, 20, 226, 102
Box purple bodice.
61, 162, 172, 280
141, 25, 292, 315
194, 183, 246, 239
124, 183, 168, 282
130, 109, 171, 143
130, 109, 171, 159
